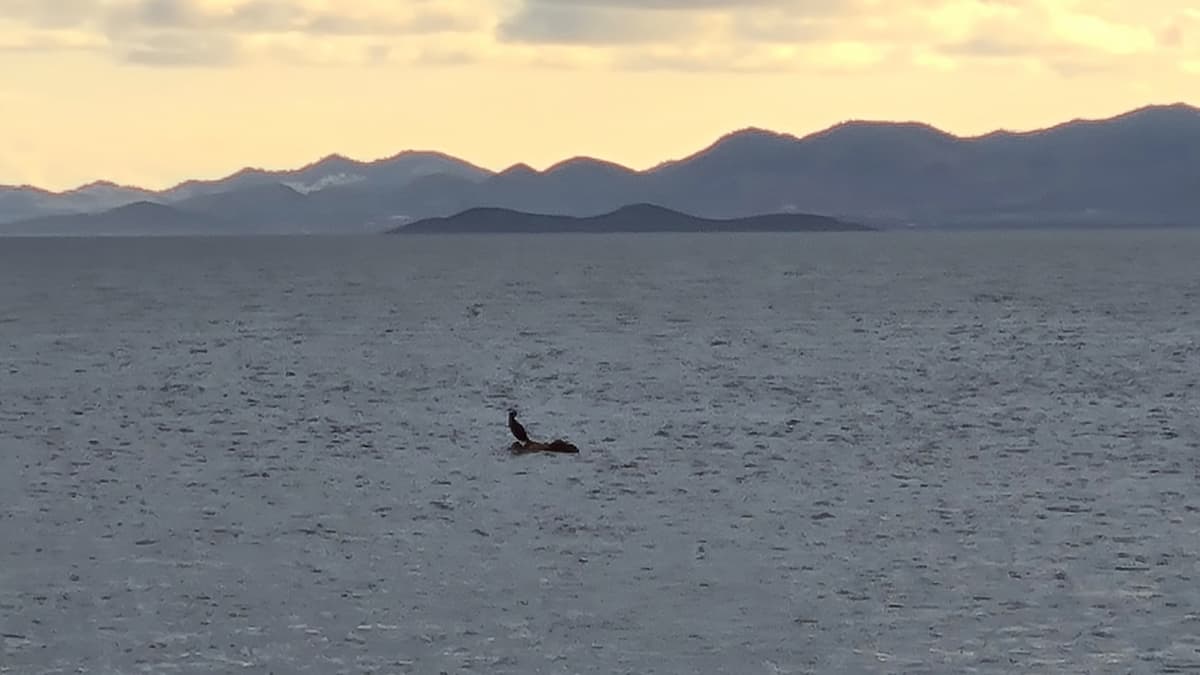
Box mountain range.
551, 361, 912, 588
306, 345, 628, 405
2, 102, 1197, 235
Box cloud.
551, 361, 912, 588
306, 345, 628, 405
0, 0, 99, 29
494, 0, 930, 71
1048, 10, 1156, 56
610, 39, 890, 73
513, 0, 782, 8
497, 3, 712, 45
498, 0, 873, 45
0, 0, 486, 66
415, 46, 483, 66
921, 0, 1170, 76
1, 0, 1197, 73
0, 28, 106, 52
121, 30, 239, 66
99, 0, 482, 36
1160, 7, 1200, 48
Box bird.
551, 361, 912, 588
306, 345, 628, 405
507, 409, 530, 445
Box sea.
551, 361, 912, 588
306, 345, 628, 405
2, 230, 1198, 674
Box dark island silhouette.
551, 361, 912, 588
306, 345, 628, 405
392, 203, 870, 234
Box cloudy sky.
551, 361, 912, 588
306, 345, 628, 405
2, 0, 1196, 190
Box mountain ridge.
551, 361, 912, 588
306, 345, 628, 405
2, 102, 1198, 234
8, 102, 1193, 195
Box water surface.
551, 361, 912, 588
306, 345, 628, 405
2, 230, 1199, 673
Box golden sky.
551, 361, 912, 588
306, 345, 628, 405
2, 0, 1197, 191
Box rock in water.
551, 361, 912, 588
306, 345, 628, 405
510, 439, 580, 455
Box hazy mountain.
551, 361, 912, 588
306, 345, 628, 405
642, 122, 969, 219
0, 181, 154, 223
158, 150, 493, 202
0, 151, 493, 225
60, 181, 158, 210
465, 157, 647, 215
393, 203, 868, 234
0, 186, 56, 224
0, 181, 159, 225
639, 104, 1200, 224
3, 102, 1197, 234
953, 104, 1200, 224
0, 185, 369, 236
0, 201, 222, 237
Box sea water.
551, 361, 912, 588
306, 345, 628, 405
2, 230, 1198, 673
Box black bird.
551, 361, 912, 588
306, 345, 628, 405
508, 409, 530, 444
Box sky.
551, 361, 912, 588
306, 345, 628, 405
1, 0, 1197, 191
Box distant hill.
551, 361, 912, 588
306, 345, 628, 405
157, 150, 492, 202
639, 104, 1200, 225
0, 151, 492, 228
391, 203, 870, 234
0, 201, 222, 236
0, 181, 154, 224
0, 186, 54, 224
2, 102, 1198, 234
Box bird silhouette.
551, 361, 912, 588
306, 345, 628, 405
507, 409, 530, 444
